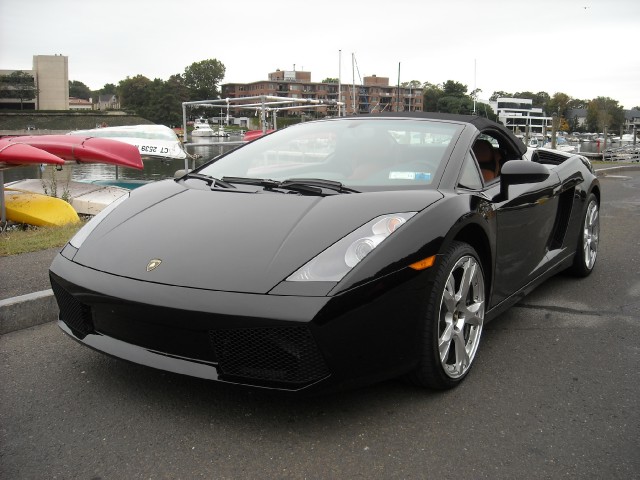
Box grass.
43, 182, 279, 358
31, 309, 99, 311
0, 220, 85, 256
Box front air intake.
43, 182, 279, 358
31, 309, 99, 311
210, 326, 330, 387
50, 276, 94, 338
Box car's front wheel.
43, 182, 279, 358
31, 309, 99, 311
569, 192, 599, 277
406, 241, 486, 389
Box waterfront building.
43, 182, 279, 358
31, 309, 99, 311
69, 97, 93, 110
490, 97, 552, 137
0, 54, 69, 110
222, 69, 423, 117
97, 94, 120, 111
624, 109, 640, 132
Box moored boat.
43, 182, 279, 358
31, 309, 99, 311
67, 124, 187, 160
4, 188, 79, 227
191, 117, 216, 137
543, 136, 577, 153
6, 178, 130, 216
1, 134, 143, 227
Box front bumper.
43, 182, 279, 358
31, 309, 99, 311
50, 252, 431, 393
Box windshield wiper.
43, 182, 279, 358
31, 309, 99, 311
222, 176, 323, 195
184, 172, 236, 189
280, 178, 360, 194
221, 176, 280, 189
221, 176, 359, 196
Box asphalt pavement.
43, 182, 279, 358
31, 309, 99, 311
0, 247, 60, 334
0, 246, 60, 299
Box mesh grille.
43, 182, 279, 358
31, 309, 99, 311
210, 326, 330, 386
50, 276, 93, 337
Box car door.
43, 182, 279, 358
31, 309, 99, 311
489, 163, 562, 306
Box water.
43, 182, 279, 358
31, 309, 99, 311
3, 135, 243, 185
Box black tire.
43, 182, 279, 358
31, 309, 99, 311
405, 241, 486, 390
569, 193, 599, 277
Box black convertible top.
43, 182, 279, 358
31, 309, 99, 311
356, 111, 527, 156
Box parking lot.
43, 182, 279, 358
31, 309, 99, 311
1, 170, 639, 479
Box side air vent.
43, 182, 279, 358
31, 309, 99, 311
534, 149, 571, 165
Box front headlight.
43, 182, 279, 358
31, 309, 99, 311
69, 192, 130, 249
287, 212, 416, 282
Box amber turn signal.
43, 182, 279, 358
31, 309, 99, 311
409, 255, 435, 271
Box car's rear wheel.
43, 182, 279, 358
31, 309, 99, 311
569, 193, 599, 277
406, 241, 486, 389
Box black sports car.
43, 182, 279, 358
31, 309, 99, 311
50, 113, 600, 393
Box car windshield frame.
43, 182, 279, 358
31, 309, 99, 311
196, 118, 462, 191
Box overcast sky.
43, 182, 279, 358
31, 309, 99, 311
1, 0, 639, 109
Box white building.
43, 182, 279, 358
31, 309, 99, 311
490, 97, 552, 137
0, 54, 70, 110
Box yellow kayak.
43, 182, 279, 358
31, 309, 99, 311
4, 189, 79, 227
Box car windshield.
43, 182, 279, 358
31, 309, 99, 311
198, 118, 460, 189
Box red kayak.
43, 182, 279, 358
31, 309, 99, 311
243, 129, 275, 142
0, 140, 65, 166
2, 135, 143, 169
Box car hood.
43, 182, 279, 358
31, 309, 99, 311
73, 180, 442, 294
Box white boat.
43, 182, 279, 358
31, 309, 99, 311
191, 117, 216, 137
528, 137, 542, 148
543, 136, 577, 153
212, 125, 230, 138
6, 178, 129, 216
67, 124, 187, 160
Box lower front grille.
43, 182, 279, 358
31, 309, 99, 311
210, 326, 330, 387
50, 276, 94, 338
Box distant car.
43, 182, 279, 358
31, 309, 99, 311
25, 125, 36, 131
50, 113, 600, 393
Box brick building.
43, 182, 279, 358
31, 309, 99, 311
222, 69, 423, 116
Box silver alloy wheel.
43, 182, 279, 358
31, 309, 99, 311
438, 255, 485, 379
582, 199, 599, 270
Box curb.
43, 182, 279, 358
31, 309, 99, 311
595, 164, 640, 176
0, 289, 58, 335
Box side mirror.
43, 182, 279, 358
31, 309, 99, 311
174, 168, 192, 178
500, 161, 550, 199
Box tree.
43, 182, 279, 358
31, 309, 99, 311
568, 98, 587, 110
547, 92, 572, 119
512, 91, 550, 109
434, 81, 474, 114
442, 80, 468, 97
321, 77, 338, 84
0, 70, 38, 109
437, 96, 474, 115
422, 82, 443, 112
118, 75, 152, 113
69, 80, 91, 100
533, 91, 550, 109
490, 91, 511, 101
144, 74, 190, 125
99, 83, 117, 95
475, 102, 497, 121
183, 59, 226, 101
401, 80, 422, 89
586, 97, 624, 133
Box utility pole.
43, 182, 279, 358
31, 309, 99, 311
396, 62, 401, 112
338, 50, 342, 117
